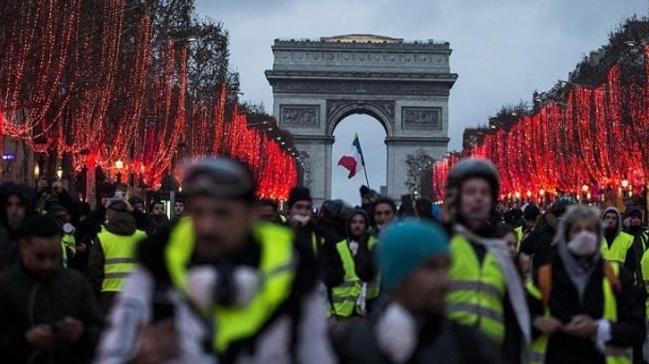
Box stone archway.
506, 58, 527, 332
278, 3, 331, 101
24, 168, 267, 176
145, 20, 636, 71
266, 34, 457, 204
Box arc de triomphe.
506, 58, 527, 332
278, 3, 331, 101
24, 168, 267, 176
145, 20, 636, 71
265, 34, 457, 204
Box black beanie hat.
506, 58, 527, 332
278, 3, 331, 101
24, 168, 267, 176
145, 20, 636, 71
288, 187, 312, 208
626, 208, 643, 219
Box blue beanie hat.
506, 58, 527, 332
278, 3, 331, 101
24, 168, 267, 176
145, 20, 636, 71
378, 219, 449, 294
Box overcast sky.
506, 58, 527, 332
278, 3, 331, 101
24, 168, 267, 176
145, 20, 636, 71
195, 0, 647, 205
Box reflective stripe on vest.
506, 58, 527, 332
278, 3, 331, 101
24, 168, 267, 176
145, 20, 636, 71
99, 228, 146, 292
165, 217, 296, 353
446, 234, 506, 344
332, 240, 361, 317
529, 263, 631, 364
600, 232, 634, 264
331, 236, 380, 317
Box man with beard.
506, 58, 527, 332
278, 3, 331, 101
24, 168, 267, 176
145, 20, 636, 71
328, 209, 380, 319
173, 198, 185, 222
442, 159, 530, 364
0, 215, 103, 364
0, 183, 35, 271
149, 200, 170, 233
333, 220, 501, 364
96, 158, 335, 363
371, 197, 397, 235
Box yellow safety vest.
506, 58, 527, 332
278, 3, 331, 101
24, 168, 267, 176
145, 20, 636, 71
514, 226, 524, 251
528, 263, 631, 364
98, 228, 146, 292
601, 232, 635, 264
165, 217, 297, 353
61, 233, 76, 268
640, 250, 649, 318
331, 236, 379, 317
446, 234, 506, 344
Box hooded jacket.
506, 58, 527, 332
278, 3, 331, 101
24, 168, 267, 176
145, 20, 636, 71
0, 183, 36, 271
87, 211, 141, 306
529, 206, 645, 364
602, 207, 638, 276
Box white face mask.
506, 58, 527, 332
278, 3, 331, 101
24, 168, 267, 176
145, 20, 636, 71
567, 231, 599, 257
291, 214, 310, 226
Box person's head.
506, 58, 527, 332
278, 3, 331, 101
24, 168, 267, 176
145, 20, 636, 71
0, 184, 35, 233
601, 207, 621, 231
557, 205, 602, 259
287, 187, 312, 224
105, 199, 130, 222
625, 208, 643, 231
47, 204, 70, 227
182, 157, 256, 261
378, 220, 450, 315
496, 223, 518, 257
253, 199, 279, 223
523, 204, 541, 226
128, 196, 145, 213
6, 192, 27, 231
51, 180, 63, 194
173, 200, 185, 217
546, 196, 577, 228
19, 215, 62, 279
347, 210, 369, 240
373, 197, 397, 229
445, 159, 500, 230
414, 198, 434, 221
150, 200, 165, 216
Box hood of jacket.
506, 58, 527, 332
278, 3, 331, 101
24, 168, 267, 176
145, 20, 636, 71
347, 209, 371, 241
106, 211, 137, 235
602, 206, 623, 235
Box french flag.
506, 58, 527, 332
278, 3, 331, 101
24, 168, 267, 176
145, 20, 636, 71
337, 134, 366, 179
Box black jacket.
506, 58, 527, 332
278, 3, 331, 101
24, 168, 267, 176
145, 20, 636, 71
528, 256, 644, 364
0, 264, 103, 364
333, 312, 502, 364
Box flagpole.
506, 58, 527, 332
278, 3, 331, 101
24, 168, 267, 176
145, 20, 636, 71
356, 133, 371, 189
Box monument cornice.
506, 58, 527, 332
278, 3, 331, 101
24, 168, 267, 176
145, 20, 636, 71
384, 136, 450, 145
272, 40, 452, 53
265, 70, 458, 84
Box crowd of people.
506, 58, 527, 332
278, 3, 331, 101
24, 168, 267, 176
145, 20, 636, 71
0, 156, 647, 364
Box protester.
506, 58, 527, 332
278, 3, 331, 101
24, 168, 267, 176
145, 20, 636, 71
327, 209, 380, 319
519, 197, 576, 278
601, 207, 638, 277
0, 182, 36, 271
442, 159, 530, 364
149, 200, 170, 233
528, 205, 644, 364
105, 157, 335, 363
253, 198, 281, 223
372, 197, 397, 234
333, 219, 502, 364
0, 215, 103, 364
87, 200, 147, 312
414, 198, 435, 222
173, 198, 185, 221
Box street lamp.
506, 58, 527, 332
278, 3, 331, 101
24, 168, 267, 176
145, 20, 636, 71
56, 166, 63, 180
34, 165, 40, 179
581, 184, 589, 193
621, 179, 629, 188
115, 160, 124, 170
